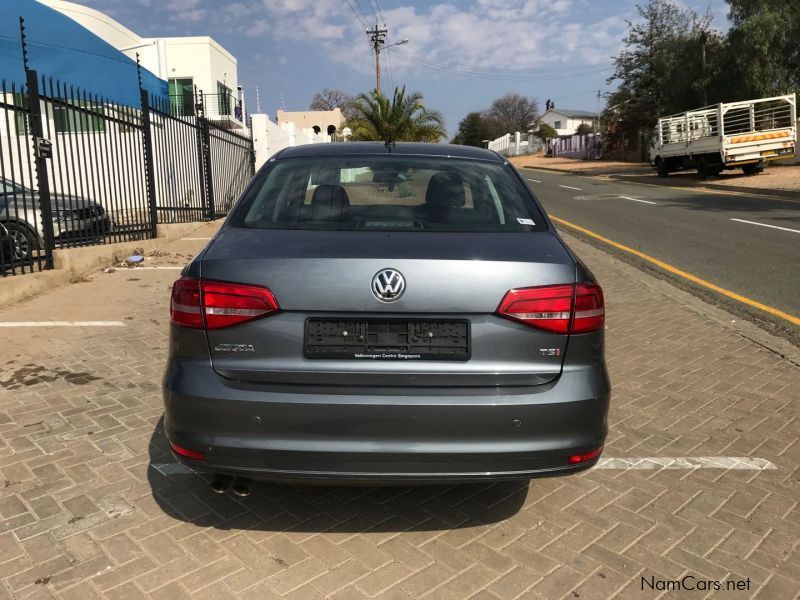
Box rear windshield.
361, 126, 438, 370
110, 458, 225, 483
231, 155, 546, 232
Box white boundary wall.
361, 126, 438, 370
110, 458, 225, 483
252, 114, 331, 169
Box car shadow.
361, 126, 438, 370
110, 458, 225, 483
146, 417, 529, 532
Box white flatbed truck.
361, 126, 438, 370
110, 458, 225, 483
649, 94, 796, 177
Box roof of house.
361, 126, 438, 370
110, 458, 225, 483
542, 108, 599, 119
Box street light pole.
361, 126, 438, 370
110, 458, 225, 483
366, 26, 407, 95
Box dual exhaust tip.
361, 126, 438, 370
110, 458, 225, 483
210, 474, 251, 497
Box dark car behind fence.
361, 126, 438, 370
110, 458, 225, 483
0, 68, 254, 277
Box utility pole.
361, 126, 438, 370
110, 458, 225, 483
699, 30, 708, 106
367, 24, 388, 94
595, 90, 601, 158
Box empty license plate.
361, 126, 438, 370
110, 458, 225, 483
304, 319, 470, 360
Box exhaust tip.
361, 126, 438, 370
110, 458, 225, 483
231, 479, 251, 497
210, 475, 231, 494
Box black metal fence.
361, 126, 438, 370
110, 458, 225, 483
1, 69, 255, 277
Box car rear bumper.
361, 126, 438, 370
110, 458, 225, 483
162, 359, 610, 483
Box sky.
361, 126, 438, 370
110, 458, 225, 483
69, 0, 730, 137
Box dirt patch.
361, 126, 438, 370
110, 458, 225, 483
0, 364, 102, 391
509, 154, 650, 175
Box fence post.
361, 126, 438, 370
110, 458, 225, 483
140, 89, 158, 237
200, 117, 215, 220
248, 128, 256, 178
24, 70, 56, 269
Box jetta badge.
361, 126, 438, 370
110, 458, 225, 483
371, 269, 405, 302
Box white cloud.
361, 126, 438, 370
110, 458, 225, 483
232, 0, 628, 77
73, 0, 628, 77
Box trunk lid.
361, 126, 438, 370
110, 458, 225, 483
200, 228, 576, 387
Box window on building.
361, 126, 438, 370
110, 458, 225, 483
217, 82, 233, 117
554, 120, 562, 129
53, 101, 105, 133
169, 78, 194, 116
12, 93, 28, 135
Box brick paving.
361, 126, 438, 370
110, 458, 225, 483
1, 221, 799, 599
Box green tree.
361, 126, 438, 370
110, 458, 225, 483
309, 88, 357, 121
724, 0, 800, 98
345, 86, 446, 143
486, 93, 539, 134
534, 123, 557, 142
605, 0, 720, 143
576, 123, 595, 135
451, 112, 492, 146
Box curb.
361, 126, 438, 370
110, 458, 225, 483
559, 230, 800, 365
0, 221, 216, 308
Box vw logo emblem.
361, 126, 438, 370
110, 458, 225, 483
371, 269, 405, 302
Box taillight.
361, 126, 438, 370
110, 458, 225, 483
572, 283, 604, 333
170, 277, 279, 330
568, 446, 603, 464
171, 277, 203, 328
169, 441, 205, 461
496, 282, 604, 334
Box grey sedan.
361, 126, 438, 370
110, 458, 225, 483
163, 143, 610, 491
0, 178, 112, 261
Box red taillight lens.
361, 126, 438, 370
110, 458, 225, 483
169, 441, 205, 461
496, 284, 574, 334
568, 446, 603, 464
170, 277, 279, 330
170, 277, 203, 329
573, 283, 604, 333
202, 280, 279, 329
496, 283, 604, 334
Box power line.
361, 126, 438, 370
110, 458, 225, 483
366, 0, 381, 25
385, 47, 395, 93
344, 0, 368, 28
373, 0, 387, 26
351, 0, 371, 25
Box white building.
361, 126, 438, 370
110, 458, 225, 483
534, 108, 598, 136
38, 0, 245, 128
276, 109, 345, 137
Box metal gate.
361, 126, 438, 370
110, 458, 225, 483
1, 69, 255, 277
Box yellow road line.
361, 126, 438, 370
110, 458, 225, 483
550, 215, 800, 326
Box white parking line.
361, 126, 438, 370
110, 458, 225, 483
558, 184, 582, 191
730, 218, 800, 235
151, 456, 776, 477
126, 266, 183, 270
152, 463, 195, 475
0, 321, 126, 327
596, 457, 775, 470
619, 195, 657, 205
527, 178, 542, 183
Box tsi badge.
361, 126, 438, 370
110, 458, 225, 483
539, 348, 561, 357
214, 344, 255, 353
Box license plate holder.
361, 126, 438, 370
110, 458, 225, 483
304, 318, 470, 361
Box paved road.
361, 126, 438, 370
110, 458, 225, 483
522, 168, 800, 328
1, 225, 799, 599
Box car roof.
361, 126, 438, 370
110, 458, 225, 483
275, 142, 505, 163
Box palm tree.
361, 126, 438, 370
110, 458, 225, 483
346, 86, 446, 143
